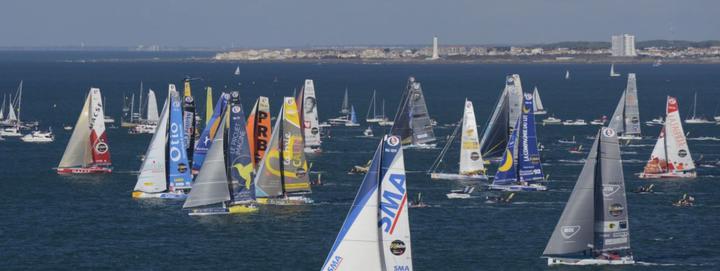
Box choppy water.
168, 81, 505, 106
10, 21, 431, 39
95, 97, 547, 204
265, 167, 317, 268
1, 53, 720, 270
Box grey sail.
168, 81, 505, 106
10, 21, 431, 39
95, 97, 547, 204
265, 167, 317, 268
623, 73, 641, 135
254, 105, 285, 198
59, 94, 93, 168
340, 88, 349, 115
408, 81, 436, 145
390, 78, 414, 143
595, 128, 631, 251
608, 92, 626, 134
543, 130, 600, 256
480, 75, 523, 157
183, 117, 231, 209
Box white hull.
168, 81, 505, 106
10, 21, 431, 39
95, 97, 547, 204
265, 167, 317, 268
431, 172, 488, 181
378, 120, 394, 126
547, 256, 634, 266
344, 123, 360, 127
257, 195, 314, 205
0, 129, 22, 137
446, 193, 472, 199
489, 183, 547, 191
639, 171, 696, 179
714, 116, 720, 122
366, 118, 387, 123
21, 137, 53, 143
618, 134, 642, 140
403, 143, 436, 149
132, 191, 188, 199
304, 146, 322, 154
533, 110, 547, 115
685, 118, 714, 124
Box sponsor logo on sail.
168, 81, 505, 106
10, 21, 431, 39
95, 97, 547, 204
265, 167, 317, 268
470, 152, 480, 161
609, 203, 624, 217
603, 127, 616, 138
678, 149, 688, 158
232, 105, 241, 113
560, 225, 581, 239
95, 142, 109, 154
387, 136, 400, 146
325, 255, 343, 271
231, 91, 239, 98
184, 96, 193, 103
390, 240, 407, 256
380, 174, 407, 234
311, 127, 319, 135
602, 184, 621, 197
177, 163, 188, 173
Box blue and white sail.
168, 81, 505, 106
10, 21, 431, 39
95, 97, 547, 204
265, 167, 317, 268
350, 105, 358, 125
321, 135, 412, 271
517, 93, 544, 183
168, 89, 193, 190
192, 93, 229, 172
227, 91, 255, 203
492, 117, 520, 186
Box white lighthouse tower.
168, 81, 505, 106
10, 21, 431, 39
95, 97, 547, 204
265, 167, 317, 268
431, 36, 439, 60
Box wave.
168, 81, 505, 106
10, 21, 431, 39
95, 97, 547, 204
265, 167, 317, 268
688, 137, 720, 141
557, 159, 586, 164
625, 144, 654, 147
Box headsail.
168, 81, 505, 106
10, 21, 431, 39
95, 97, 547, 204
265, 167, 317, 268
349, 105, 358, 125
205, 87, 213, 125
532, 87, 546, 114
340, 88, 350, 115
134, 88, 170, 193
480, 74, 523, 157
608, 74, 641, 136
59, 92, 93, 168
608, 92, 626, 134
492, 116, 520, 186
183, 112, 231, 209
192, 93, 229, 172
459, 100, 484, 174
88, 88, 111, 165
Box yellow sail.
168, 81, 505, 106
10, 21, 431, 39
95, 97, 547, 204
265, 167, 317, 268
205, 86, 213, 125
183, 79, 192, 97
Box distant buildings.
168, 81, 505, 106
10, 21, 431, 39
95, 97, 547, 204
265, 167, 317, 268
611, 34, 637, 57
431, 36, 440, 60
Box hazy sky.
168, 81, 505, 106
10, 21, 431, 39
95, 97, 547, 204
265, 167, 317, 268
1, 0, 718, 47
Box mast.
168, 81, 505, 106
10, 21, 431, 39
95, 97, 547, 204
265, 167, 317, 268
139, 81, 144, 119
130, 94, 135, 122
278, 101, 286, 195
366, 90, 375, 120
15, 80, 22, 122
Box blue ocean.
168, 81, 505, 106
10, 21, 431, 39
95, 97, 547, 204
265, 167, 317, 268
1, 52, 719, 270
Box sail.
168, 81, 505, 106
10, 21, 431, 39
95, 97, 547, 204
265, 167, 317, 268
459, 100, 484, 174
58, 92, 93, 168
543, 128, 602, 256
390, 78, 414, 143
0, 94, 5, 120
664, 96, 695, 172
492, 116, 520, 185
379, 136, 413, 271
350, 105, 358, 124
227, 91, 255, 203
247, 96, 272, 167
623, 74, 641, 135
192, 94, 229, 172
532, 87, 545, 113
168, 88, 193, 190
280, 97, 311, 193
301, 79, 322, 148
407, 81, 435, 145
183, 115, 231, 209
134, 91, 169, 193
89, 88, 111, 165
205, 87, 213, 125
182, 80, 197, 165
7, 100, 17, 121
254, 103, 285, 198
480, 75, 522, 157
146, 89, 159, 123
643, 128, 668, 174
608, 92, 626, 134
340, 88, 350, 114
321, 139, 385, 271
517, 93, 544, 182
595, 128, 631, 252
234, 66, 241, 75
366, 90, 376, 120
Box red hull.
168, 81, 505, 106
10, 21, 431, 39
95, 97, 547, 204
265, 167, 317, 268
57, 167, 112, 174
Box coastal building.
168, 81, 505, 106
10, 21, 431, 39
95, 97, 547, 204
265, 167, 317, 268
612, 34, 637, 57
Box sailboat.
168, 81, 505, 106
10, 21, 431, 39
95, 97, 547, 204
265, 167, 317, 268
132, 85, 193, 198
610, 64, 621, 77
1, 81, 24, 127
57, 88, 112, 174
0, 93, 5, 122
205, 86, 213, 125
390, 76, 436, 149
378, 99, 394, 126
565, 70, 570, 80
684, 92, 712, 124
328, 88, 351, 125
488, 93, 547, 191
366, 90, 388, 123
532, 87, 547, 115
247, 96, 272, 168
183, 91, 259, 215
429, 99, 487, 181
542, 127, 634, 266
320, 135, 413, 271
129, 89, 161, 134
479, 74, 524, 158
299, 79, 322, 153
608, 73, 641, 140
345, 105, 360, 127
191, 93, 229, 173
253, 97, 313, 205
640, 96, 696, 179
234, 65, 241, 76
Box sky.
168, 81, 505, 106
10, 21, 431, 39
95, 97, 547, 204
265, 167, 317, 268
1, 0, 718, 47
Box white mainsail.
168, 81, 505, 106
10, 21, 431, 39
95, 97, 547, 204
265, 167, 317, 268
146, 89, 160, 123
532, 87, 546, 114
7, 99, 17, 121
134, 87, 170, 193
0, 94, 5, 120
641, 96, 695, 178
459, 100, 484, 174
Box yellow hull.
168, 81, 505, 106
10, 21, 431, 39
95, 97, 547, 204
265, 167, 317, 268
228, 205, 259, 213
